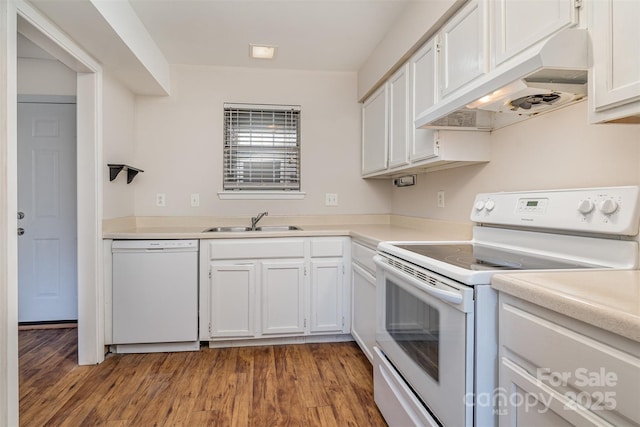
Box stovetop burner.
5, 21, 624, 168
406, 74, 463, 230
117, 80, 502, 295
394, 244, 602, 271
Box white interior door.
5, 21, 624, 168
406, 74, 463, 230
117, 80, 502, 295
17, 99, 77, 322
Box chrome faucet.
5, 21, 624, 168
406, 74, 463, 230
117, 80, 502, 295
250, 211, 268, 230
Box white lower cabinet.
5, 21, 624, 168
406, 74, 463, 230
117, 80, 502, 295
350, 241, 377, 363
261, 260, 306, 336
310, 259, 345, 333
497, 294, 640, 427
309, 237, 350, 335
208, 262, 256, 338
200, 237, 350, 344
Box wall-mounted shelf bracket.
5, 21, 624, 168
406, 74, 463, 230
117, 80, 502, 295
108, 164, 144, 184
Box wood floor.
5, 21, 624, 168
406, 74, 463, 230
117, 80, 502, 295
19, 328, 387, 426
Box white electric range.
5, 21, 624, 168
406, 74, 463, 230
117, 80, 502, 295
373, 186, 640, 427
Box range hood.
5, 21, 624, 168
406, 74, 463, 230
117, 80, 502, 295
416, 29, 588, 131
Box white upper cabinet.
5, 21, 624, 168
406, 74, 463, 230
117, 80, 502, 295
588, 0, 640, 123
492, 0, 578, 67
410, 38, 440, 161
439, 0, 488, 99
362, 84, 388, 175
388, 64, 410, 169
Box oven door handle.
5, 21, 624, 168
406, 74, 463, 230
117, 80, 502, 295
374, 256, 465, 306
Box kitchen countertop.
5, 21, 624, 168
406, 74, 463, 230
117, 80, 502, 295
102, 215, 474, 247
492, 271, 640, 342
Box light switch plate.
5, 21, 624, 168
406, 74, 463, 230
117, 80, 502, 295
437, 191, 445, 208
156, 193, 166, 207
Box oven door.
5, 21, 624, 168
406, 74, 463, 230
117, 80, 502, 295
374, 254, 475, 427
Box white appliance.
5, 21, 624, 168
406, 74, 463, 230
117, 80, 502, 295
112, 240, 199, 353
416, 29, 589, 131
374, 186, 640, 426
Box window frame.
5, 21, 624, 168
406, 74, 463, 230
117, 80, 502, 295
218, 103, 305, 200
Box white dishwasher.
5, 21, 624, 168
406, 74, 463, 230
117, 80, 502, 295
111, 240, 199, 353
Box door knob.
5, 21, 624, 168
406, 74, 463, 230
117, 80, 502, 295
17, 212, 24, 220
17, 228, 25, 236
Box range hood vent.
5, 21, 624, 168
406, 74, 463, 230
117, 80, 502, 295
416, 29, 589, 131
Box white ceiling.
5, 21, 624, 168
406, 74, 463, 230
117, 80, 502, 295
28, 0, 411, 72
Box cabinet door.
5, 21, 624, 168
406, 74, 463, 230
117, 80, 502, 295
310, 259, 345, 333
410, 38, 440, 161
439, 0, 487, 99
261, 260, 306, 336
209, 262, 256, 338
388, 64, 410, 169
492, 0, 577, 67
590, 0, 640, 115
351, 263, 376, 363
362, 84, 388, 175
498, 357, 605, 427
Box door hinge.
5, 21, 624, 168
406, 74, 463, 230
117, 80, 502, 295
304, 266, 308, 276
304, 318, 307, 328
574, 0, 582, 8
209, 268, 212, 279
342, 316, 345, 328
435, 42, 441, 53
208, 322, 212, 334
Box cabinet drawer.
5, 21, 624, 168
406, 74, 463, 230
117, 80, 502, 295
310, 238, 345, 258
207, 239, 305, 260
351, 241, 376, 273
500, 300, 640, 425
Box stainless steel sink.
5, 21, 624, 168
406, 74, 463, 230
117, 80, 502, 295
202, 225, 302, 232
255, 225, 302, 232
203, 226, 253, 232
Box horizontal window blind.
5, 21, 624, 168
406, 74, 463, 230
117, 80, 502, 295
224, 104, 301, 191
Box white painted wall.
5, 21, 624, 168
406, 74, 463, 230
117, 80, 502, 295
133, 64, 391, 217
17, 57, 76, 95
102, 71, 136, 219
391, 101, 640, 222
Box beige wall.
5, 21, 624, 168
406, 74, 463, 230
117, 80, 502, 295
17, 57, 76, 96
102, 71, 136, 219
132, 64, 391, 217
391, 101, 640, 222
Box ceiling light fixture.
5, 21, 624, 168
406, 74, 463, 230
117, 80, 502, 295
250, 44, 277, 60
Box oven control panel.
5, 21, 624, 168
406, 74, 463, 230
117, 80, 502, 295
470, 186, 640, 235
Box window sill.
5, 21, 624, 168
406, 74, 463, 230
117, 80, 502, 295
217, 191, 306, 200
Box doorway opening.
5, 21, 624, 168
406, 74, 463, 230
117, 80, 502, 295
16, 5, 104, 366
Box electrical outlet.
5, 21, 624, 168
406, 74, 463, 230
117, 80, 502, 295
190, 193, 200, 207
156, 193, 166, 207
437, 191, 445, 208
325, 193, 338, 206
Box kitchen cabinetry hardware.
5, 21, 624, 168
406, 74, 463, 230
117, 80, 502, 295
107, 164, 144, 184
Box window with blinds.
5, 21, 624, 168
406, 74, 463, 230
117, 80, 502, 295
223, 103, 301, 192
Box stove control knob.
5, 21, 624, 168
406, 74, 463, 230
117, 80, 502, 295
474, 200, 485, 211
599, 198, 619, 215
485, 200, 496, 211
577, 199, 595, 214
